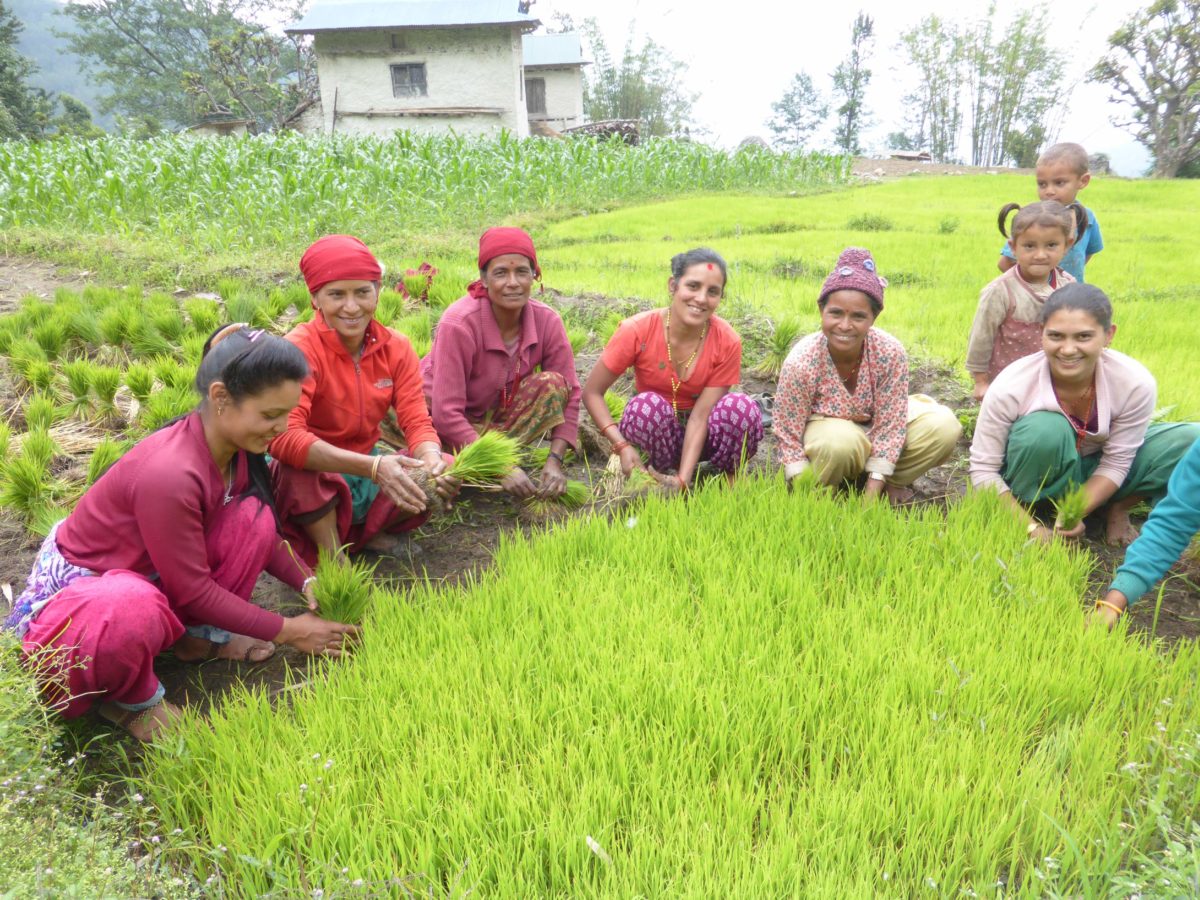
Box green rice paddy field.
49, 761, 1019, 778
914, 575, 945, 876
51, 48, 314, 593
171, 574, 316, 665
2, 137, 1200, 896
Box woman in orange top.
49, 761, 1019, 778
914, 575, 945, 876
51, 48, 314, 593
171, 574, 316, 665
581, 248, 762, 489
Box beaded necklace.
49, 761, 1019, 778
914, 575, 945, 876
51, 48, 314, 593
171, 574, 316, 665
1053, 375, 1097, 452
664, 307, 708, 413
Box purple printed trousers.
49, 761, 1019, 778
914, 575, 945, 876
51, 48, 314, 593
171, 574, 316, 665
619, 391, 763, 474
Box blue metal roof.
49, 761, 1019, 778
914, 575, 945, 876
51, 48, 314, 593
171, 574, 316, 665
287, 1, 539, 34
522, 33, 586, 67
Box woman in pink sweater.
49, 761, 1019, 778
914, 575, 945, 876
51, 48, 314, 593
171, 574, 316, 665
6, 326, 359, 742
969, 283, 1200, 544
421, 227, 580, 499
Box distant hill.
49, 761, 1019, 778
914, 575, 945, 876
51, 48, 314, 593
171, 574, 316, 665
11, 0, 113, 130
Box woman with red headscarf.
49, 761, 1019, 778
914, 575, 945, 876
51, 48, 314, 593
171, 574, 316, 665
421, 227, 581, 498
270, 235, 458, 564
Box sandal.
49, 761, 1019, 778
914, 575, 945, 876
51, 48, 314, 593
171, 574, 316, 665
98, 699, 182, 743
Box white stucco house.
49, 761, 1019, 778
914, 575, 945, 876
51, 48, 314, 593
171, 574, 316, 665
285, 0, 586, 138
521, 33, 586, 131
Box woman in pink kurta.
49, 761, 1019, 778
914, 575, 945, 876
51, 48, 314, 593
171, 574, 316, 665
774, 247, 960, 502
6, 326, 359, 742
422, 227, 581, 498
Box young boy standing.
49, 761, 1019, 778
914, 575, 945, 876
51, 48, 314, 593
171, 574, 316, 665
996, 142, 1103, 283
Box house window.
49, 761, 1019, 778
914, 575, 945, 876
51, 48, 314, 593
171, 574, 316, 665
391, 63, 427, 97
525, 77, 546, 115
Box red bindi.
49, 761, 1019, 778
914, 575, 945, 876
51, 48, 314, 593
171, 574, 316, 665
706, 263, 714, 270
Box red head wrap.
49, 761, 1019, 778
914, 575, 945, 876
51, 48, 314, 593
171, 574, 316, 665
467, 227, 542, 300
299, 235, 383, 294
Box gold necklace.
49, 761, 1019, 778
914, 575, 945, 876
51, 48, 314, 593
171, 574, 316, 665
665, 307, 708, 413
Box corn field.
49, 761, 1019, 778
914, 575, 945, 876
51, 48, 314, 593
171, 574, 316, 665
0, 133, 849, 255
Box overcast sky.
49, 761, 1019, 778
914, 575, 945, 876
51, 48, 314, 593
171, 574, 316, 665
536, 0, 1151, 176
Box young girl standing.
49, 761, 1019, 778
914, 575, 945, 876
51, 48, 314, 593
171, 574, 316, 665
966, 201, 1086, 400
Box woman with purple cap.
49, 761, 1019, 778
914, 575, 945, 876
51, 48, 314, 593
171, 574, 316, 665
774, 247, 961, 502
422, 227, 581, 499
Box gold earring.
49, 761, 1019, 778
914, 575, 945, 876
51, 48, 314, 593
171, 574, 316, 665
218, 404, 225, 416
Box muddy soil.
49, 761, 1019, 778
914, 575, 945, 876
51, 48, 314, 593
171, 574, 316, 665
0, 255, 1195, 737
851, 156, 1034, 180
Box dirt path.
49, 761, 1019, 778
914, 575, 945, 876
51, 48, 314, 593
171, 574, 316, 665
0, 254, 1195, 733
851, 156, 1034, 180
0, 255, 91, 314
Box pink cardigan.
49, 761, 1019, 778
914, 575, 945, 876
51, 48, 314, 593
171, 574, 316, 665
57, 413, 306, 641
968, 349, 1156, 493
421, 294, 581, 450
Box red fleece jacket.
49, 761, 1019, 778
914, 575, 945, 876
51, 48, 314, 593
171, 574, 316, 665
270, 315, 440, 466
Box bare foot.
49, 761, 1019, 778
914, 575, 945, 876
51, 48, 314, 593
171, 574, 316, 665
363, 531, 422, 557
172, 633, 275, 663
884, 484, 916, 507
99, 699, 183, 743
1105, 516, 1140, 546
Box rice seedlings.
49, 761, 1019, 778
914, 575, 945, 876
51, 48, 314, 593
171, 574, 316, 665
604, 391, 628, 422
0, 422, 9, 460
600, 311, 624, 344
0, 316, 19, 354
22, 359, 56, 394
394, 312, 433, 345
151, 307, 186, 342
266, 288, 294, 320
567, 326, 588, 355
32, 318, 69, 359
139, 384, 195, 431
123, 363, 154, 404
86, 438, 127, 485
751, 316, 803, 379
97, 306, 132, 347
66, 308, 102, 347
18, 295, 53, 324
225, 292, 269, 328
62, 360, 95, 416
23, 393, 59, 432
1052, 483, 1089, 531
129, 322, 175, 358
9, 338, 47, 378
184, 297, 221, 336
180, 334, 206, 367
18, 428, 57, 469
89, 365, 122, 419
374, 290, 405, 326
312, 547, 379, 625
0, 456, 53, 519
293, 304, 315, 324
152, 355, 194, 391
446, 431, 521, 484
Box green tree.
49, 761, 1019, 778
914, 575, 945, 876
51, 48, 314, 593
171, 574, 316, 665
896, 15, 964, 163
579, 18, 695, 138
60, 0, 315, 132
52, 92, 104, 138
0, 0, 50, 137
766, 72, 826, 151
1089, 0, 1200, 178
830, 12, 874, 155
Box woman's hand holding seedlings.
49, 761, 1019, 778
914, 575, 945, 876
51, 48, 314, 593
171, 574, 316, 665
375, 454, 429, 514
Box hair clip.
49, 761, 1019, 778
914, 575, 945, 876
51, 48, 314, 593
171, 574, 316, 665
863, 259, 876, 272
210, 322, 249, 348
245, 328, 265, 342
838, 266, 854, 276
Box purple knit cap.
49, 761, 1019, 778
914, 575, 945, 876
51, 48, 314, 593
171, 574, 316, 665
819, 247, 887, 310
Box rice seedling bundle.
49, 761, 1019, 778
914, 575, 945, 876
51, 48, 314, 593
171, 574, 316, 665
179, 334, 206, 367
266, 288, 293, 320
16, 428, 56, 469
31, 318, 68, 359
1052, 483, 1089, 531
65, 308, 101, 346
0, 456, 53, 519
88, 366, 122, 416
393, 311, 433, 345
97, 306, 132, 348
0, 317, 18, 354
224, 292, 269, 328
150, 307, 186, 342
151, 355, 194, 391
445, 431, 520, 484
183, 297, 221, 336
17, 295, 52, 324
21, 358, 55, 394
128, 322, 175, 358
143, 483, 1200, 895
139, 384, 195, 431
567, 326, 588, 354
22, 393, 58, 432
751, 316, 803, 379
603, 391, 628, 423
0, 422, 9, 460
86, 438, 127, 485
374, 289, 405, 326
123, 363, 154, 404
312, 548, 380, 626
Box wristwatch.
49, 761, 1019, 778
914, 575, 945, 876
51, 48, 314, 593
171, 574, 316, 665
867, 472, 886, 482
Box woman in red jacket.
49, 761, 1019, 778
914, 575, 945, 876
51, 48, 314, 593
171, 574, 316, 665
7, 325, 359, 742
270, 235, 458, 563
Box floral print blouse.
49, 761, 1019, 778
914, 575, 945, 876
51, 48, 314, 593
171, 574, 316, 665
775, 327, 909, 476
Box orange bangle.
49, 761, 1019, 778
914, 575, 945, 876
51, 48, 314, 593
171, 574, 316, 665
370, 456, 382, 483
602, 423, 621, 436
611, 441, 630, 454
1094, 599, 1125, 617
